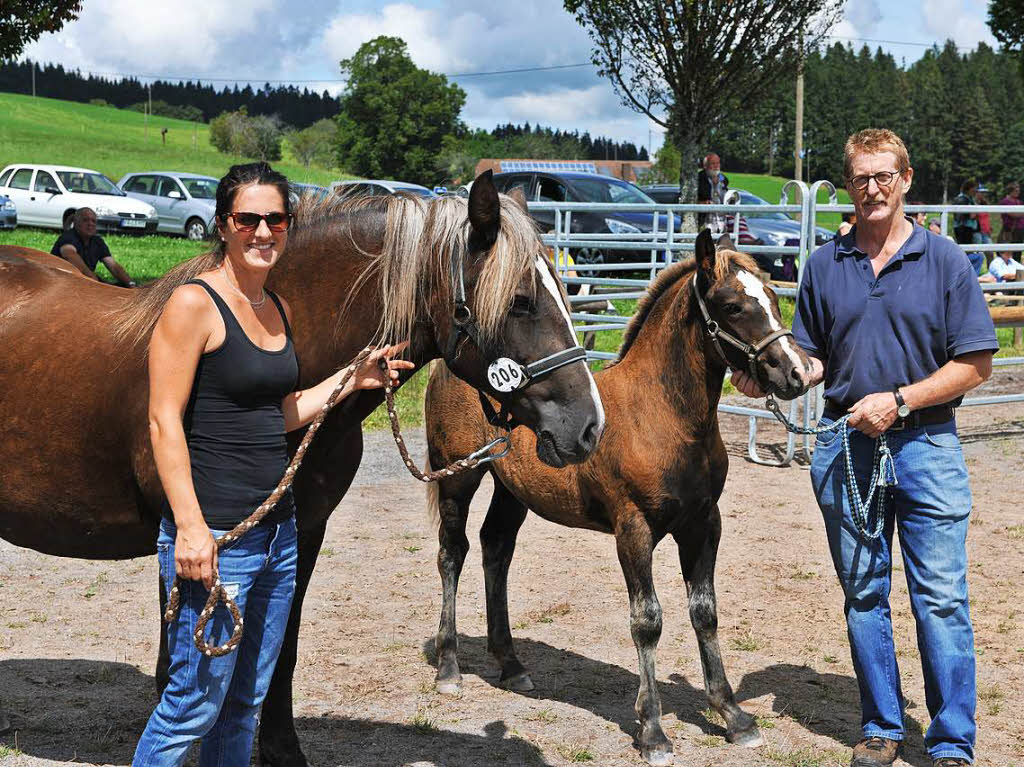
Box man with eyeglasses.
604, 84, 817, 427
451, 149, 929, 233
733, 129, 995, 767
50, 207, 136, 286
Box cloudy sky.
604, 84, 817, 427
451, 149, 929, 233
23, 0, 996, 150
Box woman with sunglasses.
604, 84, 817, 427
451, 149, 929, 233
133, 162, 412, 766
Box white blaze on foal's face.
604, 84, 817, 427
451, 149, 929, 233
735, 270, 805, 373
534, 255, 605, 433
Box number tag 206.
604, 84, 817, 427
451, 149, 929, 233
487, 358, 526, 393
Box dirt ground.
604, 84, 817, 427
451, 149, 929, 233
2, 373, 1024, 767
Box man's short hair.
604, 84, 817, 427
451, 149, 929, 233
960, 178, 978, 194
73, 207, 96, 225
843, 129, 910, 181
1006, 181, 1020, 195
703, 153, 720, 168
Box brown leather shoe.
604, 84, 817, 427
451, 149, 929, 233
851, 737, 901, 767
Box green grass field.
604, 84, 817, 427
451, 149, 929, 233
0, 92, 346, 186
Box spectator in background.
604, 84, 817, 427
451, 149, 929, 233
952, 179, 979, 246
980, 250, 1024, 283
999, 181, 1024, 260
696, 152, 728, 231
912, 205, 927, 228
837, 211, 856, 237
50, 208, 136, 287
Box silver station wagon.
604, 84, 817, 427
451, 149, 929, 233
118, 171, 218, 240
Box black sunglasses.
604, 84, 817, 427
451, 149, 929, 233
221, 211, 292, 232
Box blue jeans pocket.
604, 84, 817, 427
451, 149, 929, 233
922, 424, 961, 451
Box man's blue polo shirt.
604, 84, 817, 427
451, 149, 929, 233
792, 220, 998, 408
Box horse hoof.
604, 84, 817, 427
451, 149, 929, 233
727, 726, 764, 749
500, 671, 534, 692
642, 746, 674, 766
436, 679, 462, 696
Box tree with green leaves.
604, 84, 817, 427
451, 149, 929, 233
288, 118, 337, 169
989, 0, 1024, 75
1, 1, 81, 60
564, 0, 842, 207
209, 107, 284, 162
335, 36, 465, 185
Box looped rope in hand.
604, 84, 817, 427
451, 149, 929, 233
164, 349, 512, 657
766, 394, 897, 541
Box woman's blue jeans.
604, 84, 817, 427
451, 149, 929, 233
133, 516, 298, 767
810, 418, 976, 763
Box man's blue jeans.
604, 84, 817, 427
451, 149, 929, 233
810, 418, 976, 763
133, 516, 298, 767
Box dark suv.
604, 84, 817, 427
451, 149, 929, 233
491, 171, 680, 269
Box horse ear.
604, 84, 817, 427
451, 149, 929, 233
468, 169, 500, 251
695, 228, 717, 281
507, 185, 529, 213
715, 233, 736, 252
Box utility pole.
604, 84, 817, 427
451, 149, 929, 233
144, 82, 151, 139
31, 61, 36, 97
794, 62, 804, 183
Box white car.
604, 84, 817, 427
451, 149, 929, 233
0, 164, 158, 233
330, 179, 436, 198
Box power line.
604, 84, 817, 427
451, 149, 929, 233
826, 34, 981, 51
60, 61, 594, 85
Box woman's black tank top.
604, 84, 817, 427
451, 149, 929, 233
160, 278, 299, 529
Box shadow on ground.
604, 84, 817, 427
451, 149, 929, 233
0, 658, 553, 766
421, 635, 932, 767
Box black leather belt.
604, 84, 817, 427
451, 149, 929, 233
824, 400, 955, 431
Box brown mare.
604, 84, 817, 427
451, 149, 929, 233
424, 230, 809, 765
0, 172, 604, 765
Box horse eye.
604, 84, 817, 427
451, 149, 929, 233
510, 295, 535, 317
724, 303, 744, 315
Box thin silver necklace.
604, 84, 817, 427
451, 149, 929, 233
220, 264, 267, 309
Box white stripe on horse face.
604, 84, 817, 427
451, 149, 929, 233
534, 255, 605, 432
735, 270, 804, 372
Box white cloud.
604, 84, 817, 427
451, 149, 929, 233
921, 0, 997, 49
23, 0, 276, 75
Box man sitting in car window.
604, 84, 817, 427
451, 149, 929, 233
50, 207, 136, 286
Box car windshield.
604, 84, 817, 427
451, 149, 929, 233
568, 177, 654, 204
736, 190, 791, 220
183, 178, 217, 199
396, 186, 435, 198
57, 171, 124, 196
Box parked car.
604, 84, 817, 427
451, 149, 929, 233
287, 182, 330, 208
330, 179, 436, 199
118, 171, 218, 240
0, 193, 16, 229
640, 184, 834, 279
492, 170, 681, 269
0, 164, 157, 233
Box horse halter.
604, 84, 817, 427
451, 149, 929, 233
691, 274, 794, 387
444, 248, 588, 426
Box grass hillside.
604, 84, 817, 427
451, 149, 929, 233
730, 171, 851, 229
0, 92, 346, 185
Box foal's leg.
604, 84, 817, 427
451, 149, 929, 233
434, 468, 485, 695
617, 516, 673, 766
480, 481, 532, 691
674, 504, 762, 747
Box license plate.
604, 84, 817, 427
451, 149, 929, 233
121, 218, 146, 228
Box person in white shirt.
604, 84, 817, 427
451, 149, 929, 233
980, 251, 1024, 283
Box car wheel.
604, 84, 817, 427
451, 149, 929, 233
573, 247, 605, 279
185, 217, 207, 241
63, 210, 76, 230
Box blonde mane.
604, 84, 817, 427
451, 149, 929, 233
291, 191, 543, 347
617, 248, 761, 360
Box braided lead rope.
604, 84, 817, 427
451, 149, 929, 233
165, 350, 513, 657
164, 347, 375, 657
765, 395, 897, 541
380, 360, 511, 482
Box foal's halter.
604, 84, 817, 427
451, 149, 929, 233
691, 274, 794, 386
445, 247, 588, 427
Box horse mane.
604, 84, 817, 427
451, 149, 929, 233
288, 190, 542, 347
617, 249, 760, 360
111, 189, 542, 351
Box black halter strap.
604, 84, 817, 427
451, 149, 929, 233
691, 275, 794, 385
444, 249, 589, 430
